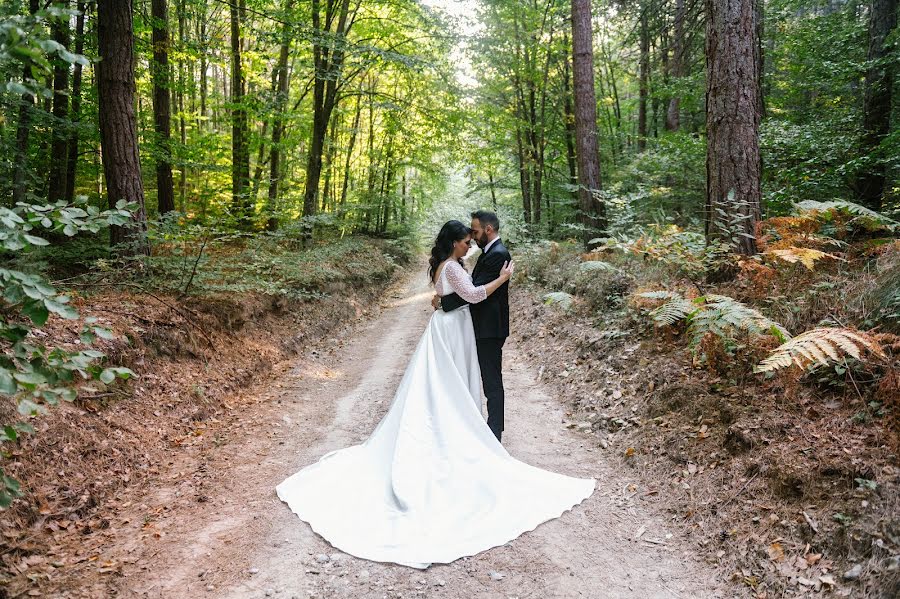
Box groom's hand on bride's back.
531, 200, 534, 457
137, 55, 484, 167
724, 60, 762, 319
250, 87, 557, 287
431, 294, 442, 311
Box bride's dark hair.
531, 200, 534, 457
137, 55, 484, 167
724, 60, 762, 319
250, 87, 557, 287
428, 220, 471, 282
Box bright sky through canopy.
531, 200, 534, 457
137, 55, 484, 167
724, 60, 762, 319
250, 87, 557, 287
420, 0, 482, 88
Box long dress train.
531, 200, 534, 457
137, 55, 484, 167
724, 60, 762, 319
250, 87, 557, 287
275, 260, 595, 569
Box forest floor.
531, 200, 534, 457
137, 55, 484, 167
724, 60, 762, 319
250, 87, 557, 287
512, 241, 900, 599
39, 263, 731, 599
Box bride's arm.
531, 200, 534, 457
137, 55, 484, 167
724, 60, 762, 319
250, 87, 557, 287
444, 261, 512, 305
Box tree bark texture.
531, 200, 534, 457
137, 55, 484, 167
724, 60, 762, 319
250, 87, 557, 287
64, 1, 86, 203
704, 0, 762, 256
638, 8, 650, 151
571, 0, 606, 246
230, 0, 251, 225
97, 0, 149, 253
48, 2, 71, 202
303, 0, 354, 237
152, 0, 176, 214
857, 0, 897, 211
665, 0, 685, 131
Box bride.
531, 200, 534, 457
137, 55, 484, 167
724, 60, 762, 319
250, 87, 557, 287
276, 220, 595, 569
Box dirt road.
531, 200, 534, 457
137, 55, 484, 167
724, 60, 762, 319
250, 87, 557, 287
112, 268, 729, 599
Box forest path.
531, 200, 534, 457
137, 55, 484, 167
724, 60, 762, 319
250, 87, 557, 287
113, 265, 729, 599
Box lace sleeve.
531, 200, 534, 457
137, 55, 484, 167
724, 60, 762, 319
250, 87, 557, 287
444, 261, 487, 304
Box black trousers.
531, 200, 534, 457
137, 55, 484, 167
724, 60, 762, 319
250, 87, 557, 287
476, 337, 505, 442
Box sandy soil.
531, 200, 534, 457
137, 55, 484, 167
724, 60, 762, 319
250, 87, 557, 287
103, 267, 731, 599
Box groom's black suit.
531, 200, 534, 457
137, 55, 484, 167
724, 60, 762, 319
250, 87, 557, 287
440, 239, 511, 442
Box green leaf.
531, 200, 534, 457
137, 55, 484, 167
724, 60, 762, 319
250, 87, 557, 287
109, 367, 135, 380
17, 398, 45, 416
14, 371, 46, 385
44, 298, 78, 320
22, 234, 49, 246
21, 301, 49, 326
14, 422, 34, 434
93, 327, 115, 340
99, 369, 115, 385
0, 369, 16, 394
1, 426, 16, 442
6, 81, 31, 96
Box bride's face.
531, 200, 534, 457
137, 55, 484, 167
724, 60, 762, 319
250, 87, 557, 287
452, 235, 472, 259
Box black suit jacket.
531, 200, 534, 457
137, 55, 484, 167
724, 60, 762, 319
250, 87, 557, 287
440, 239, 511, 339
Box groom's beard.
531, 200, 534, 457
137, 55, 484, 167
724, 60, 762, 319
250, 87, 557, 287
476, 232, 489, 249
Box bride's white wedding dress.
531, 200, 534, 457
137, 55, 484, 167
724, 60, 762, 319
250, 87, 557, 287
276, 260, 595, 569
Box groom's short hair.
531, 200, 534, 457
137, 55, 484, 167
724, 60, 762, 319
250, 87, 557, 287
471, 210, 500, 232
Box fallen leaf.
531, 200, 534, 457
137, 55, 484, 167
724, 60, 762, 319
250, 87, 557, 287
767, 542, 785, 562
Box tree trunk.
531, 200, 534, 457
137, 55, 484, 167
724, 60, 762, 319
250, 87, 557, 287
571, 0, 606, 246
755, 0, 766, 119
97, 0, 149, 254
47, 2, 71, 203
856, 0, 897, 211
199, 5, 208, 130
322, 111, 339, 213
562, 33, 578, 199
638, 8, 650, 151
488, 170, 498, 209
14, 0, 41, 205
665, 0, 685, 131
516, 126, 532, 225
303, 0, 354, 240
64, 1, 86, 203
266, 0, 294, 230
230, 0, 251, 225
339, 83, 363, 208
177, 0, 187, 210
152, 0, 175, 214
705, 0, 761, 259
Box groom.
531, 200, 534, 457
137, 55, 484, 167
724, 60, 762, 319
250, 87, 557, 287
433, 210, 511, 443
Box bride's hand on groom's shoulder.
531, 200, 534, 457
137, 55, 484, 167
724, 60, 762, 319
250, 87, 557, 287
501, 260, 514, 281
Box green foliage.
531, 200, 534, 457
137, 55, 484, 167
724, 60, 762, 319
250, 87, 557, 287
0, 198, 137, 509
139, 216, 412, 301
607, 134, 707, 230
869, 246, 900, 332
637, 290, 791, 350
639, 291, 698, 326
0, 5, 88, 99
794, 200, 899, 234
601, 225, 735, 282
543, 291, 574, 311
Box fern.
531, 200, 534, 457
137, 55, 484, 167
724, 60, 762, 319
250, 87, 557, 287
795, 200, 899, 232
755, 327, 886, 373
637, 291, 698, 326
766, 247, 841, 270
693, 294, 791, 344
543, 291, 574, 310
638, 291, 790, 343
579, 260, 618, 273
